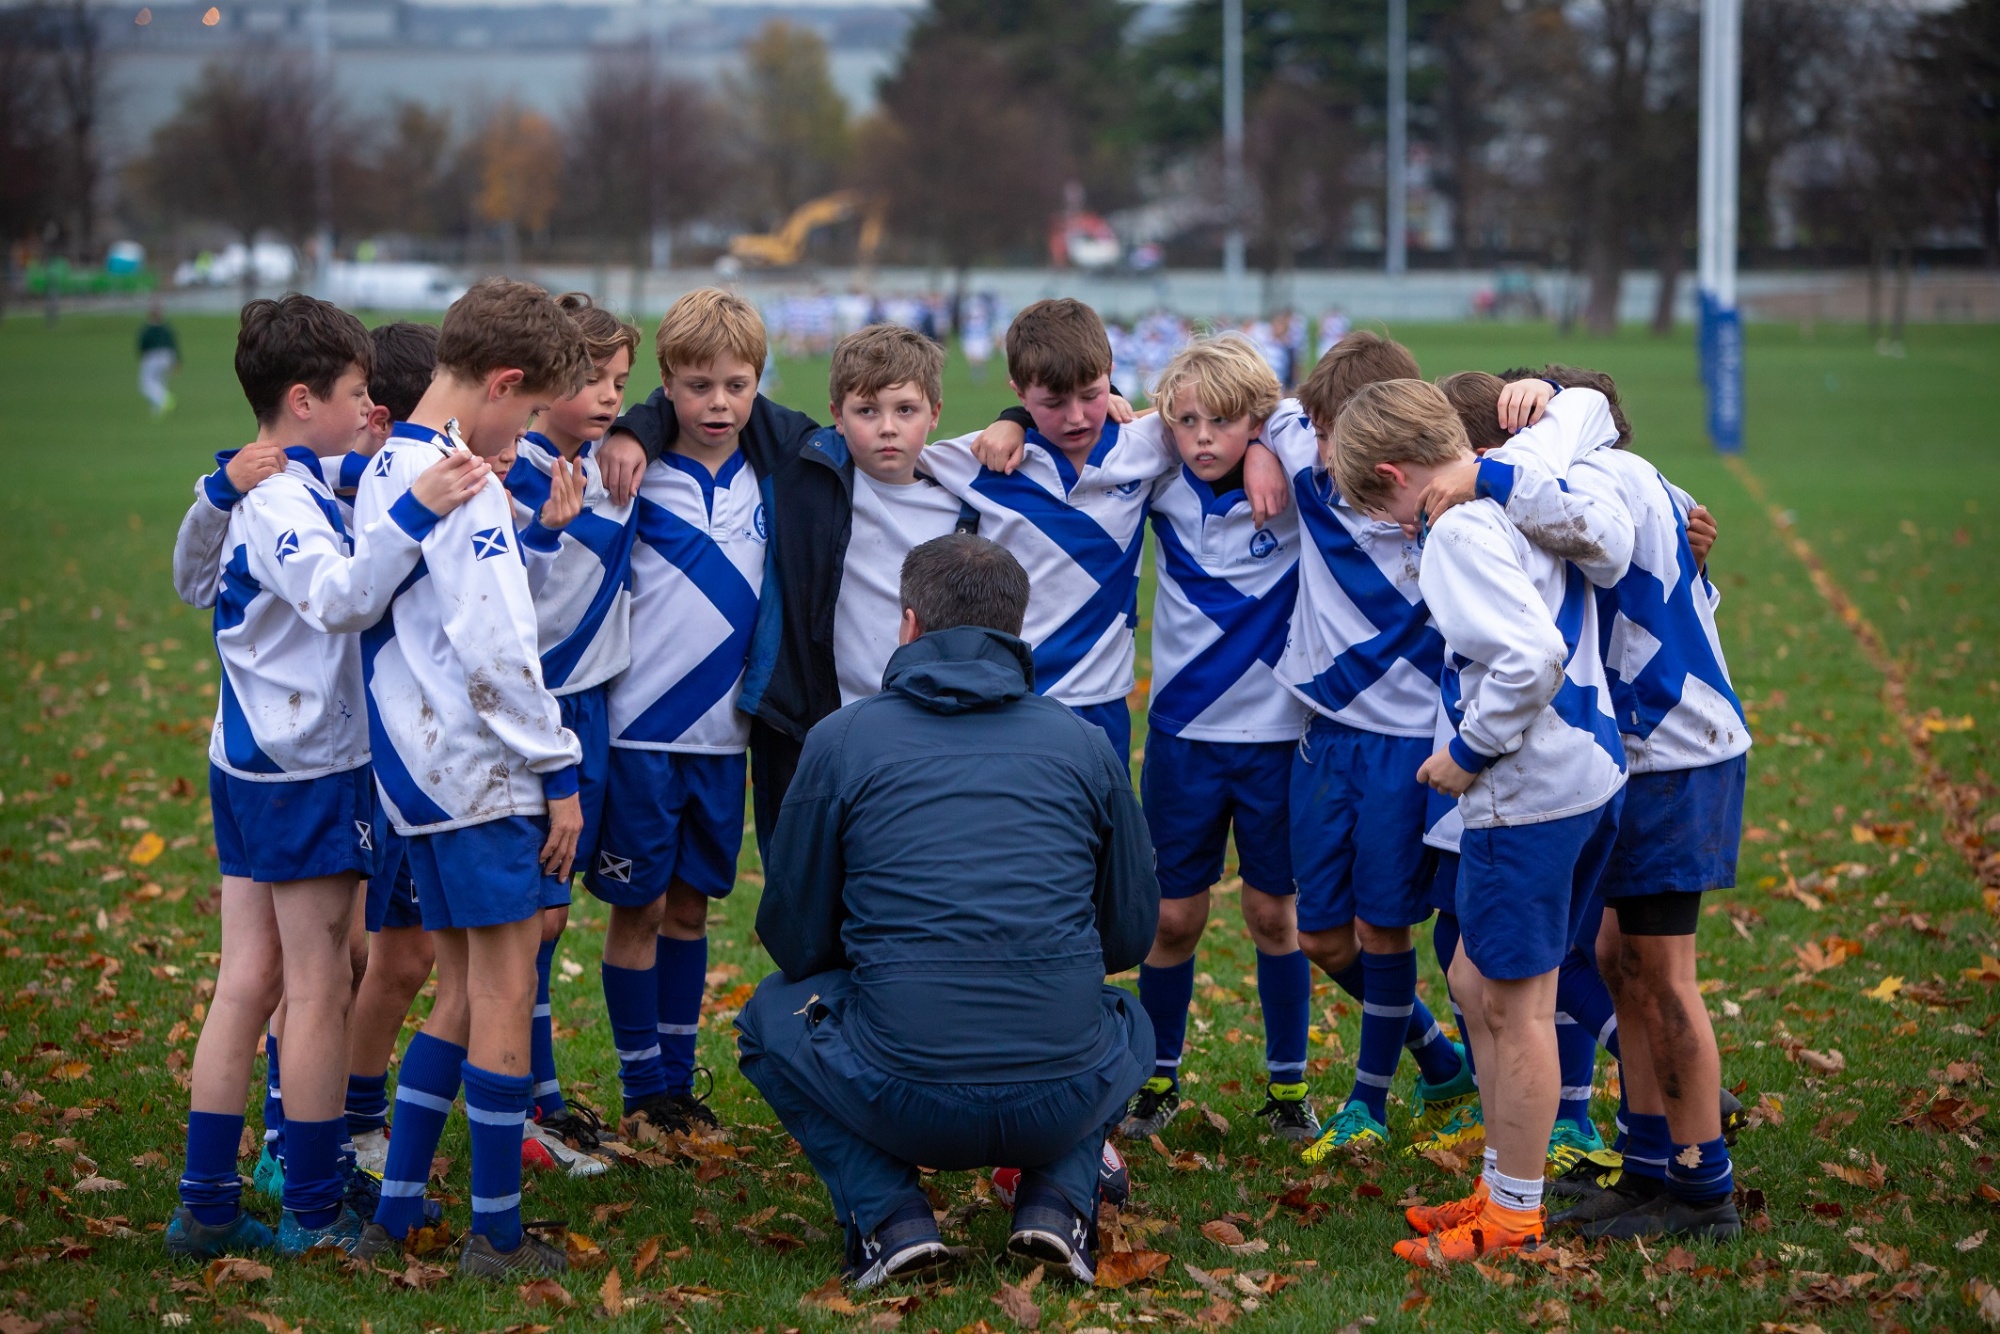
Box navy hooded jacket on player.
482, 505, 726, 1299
752, 625, 1160, 1084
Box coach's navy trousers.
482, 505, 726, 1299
737, 969, 1152, 1245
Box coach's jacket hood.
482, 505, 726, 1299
880, 626, 1036, 715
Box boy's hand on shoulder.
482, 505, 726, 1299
539, 457, 584, 531
1498, 378, 1555, 433
1686, 504, 1718, 565
541, 793, 582, 881
970, 420, 1027, 474
599, 431, 647, 505
1244, 441, 1291, 527
1107, 392, 1137, 425
224, 441, 286, 495
1415, 457, 1481, 530
409, 450, 493, 516
1417, 748, 1478, 797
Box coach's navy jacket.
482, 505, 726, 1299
754, 626, 1159, 1084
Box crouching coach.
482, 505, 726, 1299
736, 534, 1158, 1290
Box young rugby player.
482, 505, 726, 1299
168, 296, 488, 1260
1257, 334, 1473, 1163
501, 293, 644, 1176
1112, 335, 1318, 1144
350, 278, 589, 1277
585, 289, 769, 1137
1330, 378, 1627, 1264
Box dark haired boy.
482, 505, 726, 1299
168, 295, 488, 1262
350, 278, 590, 1277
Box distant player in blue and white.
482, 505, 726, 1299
168, 296, 491, 1264
587, 289, 769, 1137
499, 294, 642, 1177
350, 278, 589, 1280
1331, 378, 1628, 1264
923, 299, 1288, 766
1434, 368, 1749, 1243
1263, 333, 1472, 1164
1111, 335, 1320, 1147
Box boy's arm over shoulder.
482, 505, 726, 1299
916, 430, 982, 497
1476, 389, 1633, 588
1418, 508, 1568, 769
739, 392, 823, 480
1093, 755, 1161, 976
755, 714, 854, 980
420, 476, 581, 786
1261, 399, 1320, 477
240, 472, 437, 635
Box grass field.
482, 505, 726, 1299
0, 309, 1995, 1333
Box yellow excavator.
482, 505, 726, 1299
728, 191, 885, 268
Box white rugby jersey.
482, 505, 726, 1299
505, 434, 637, 697
1265, 402, 1443, 737
1471, 389, 1633, 591
1474, 421, 1747, 776
922, 417, 1176, 706
355, 424, 581, 833
1145, 458, 1307, 742
1421, 499, 1626, 829
209, 448, 436, 781
176, 449, 376, 609
607, 450, 767, 754
833, 470, 961, 706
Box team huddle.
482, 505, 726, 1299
164, 277, 1750, 1284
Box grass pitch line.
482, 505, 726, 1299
1724, 454, 1993, 894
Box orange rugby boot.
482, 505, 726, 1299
1404, 1178, 1488, 1236
1393, 1197, 1544, 1267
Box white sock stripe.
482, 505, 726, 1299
1560, 1084, 1594, 1101
532, 1079, 561, 1097
1599, 1015, 1619, 1046
1154, 1057, 1183, 1068
1267, 1062, 1307, 1077
471, 1192, 522, 1213
1362, 1001, 1414, 1019
267, 1085, 282, 1097
396, 1086, 454, 1115
1628, 1152, 1669, 1168
616, 1044, 662, 1063
379, 1179, 427, 1198
533, 1004, 552, 1019
263, 1129, 281, 1143
1353, 1069, 1393, 1088
1405, 1021, 1443, 1049
656, 1022, 699, 1036
1553, 1011, 1577, 1026
466, 1105, 527, 1127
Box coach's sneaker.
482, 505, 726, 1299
524, 1119, 609, 1178
1118, 1078, 1182, 1139
277, 1204, 366, 1256
1256, 1083, 1320, 1143
1583, 1189, 1742, 1242
1720, 1087, 1745, 1145
1547, 1145, 1625, 1200
1007, 1193, 1096, 1285
1301, 1101, 1389, 1166
1405, 1045, 1478, 1147
165, 1206, 275, 1260
1393, 1198, 1543, 1267
993, 1142, 1129, 1210
846, 1198, 956, 1291
459, 1221, 569, 1279
349, 1127, 391, 1176
1549, 1169, 1663, 1229
1403, 1101, 1485, 1159
1405, 1178, 1488, 1236
665, 1083, 721, 1133
1545, 1119, 1606, 1179
252, 1146, 285, 1197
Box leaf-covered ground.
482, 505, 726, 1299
0, 312, 1993, 1333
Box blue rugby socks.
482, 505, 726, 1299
1621, 1111, 1671, 1186
281, 1116, 346, 1229
655, 935, 707, 1097
1555, 948, 1620, 1128
1137, 957, 1196, 1085
462, 1062, 531, 1253
531, 938, 565, 1120
374, 1031, 462, 1240
1255, 949, 1311, 1086
1667, 1134, 1733, 1203
1348, 951, 1416, 1121
345, 1073, 388, 1139
181, 1110, 245, 1225
1556, 1020, 1598, 1128
262, 1033, 285, 1162
602, 960, 665, 1110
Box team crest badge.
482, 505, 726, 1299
1249, 528, 1280, 559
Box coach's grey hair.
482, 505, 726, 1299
899, 534, 1030, 637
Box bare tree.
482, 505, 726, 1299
731, 20, 850, 227
565, 58, 734, 268
0, 7, 58, 299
